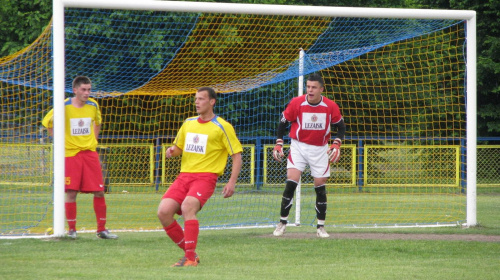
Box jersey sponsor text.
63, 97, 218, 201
184, 132, 208, 155
70, 118, 92, 136
301, 112, 326, 131
185, 144, 205, 153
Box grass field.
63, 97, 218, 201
0, 195, 499, 280
2, 185, 471, 235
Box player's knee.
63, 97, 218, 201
65, 190, 78, 201
315, 185, 327, 202
157, 205, 169, 219
93, 191, 105, 198
283, 180, 298, 198
157, 200, 177, 220
180, 197, 201, 218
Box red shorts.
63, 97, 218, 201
162, 173, 218, 213
65, 150, 104, 193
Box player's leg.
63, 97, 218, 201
159, 174, 189, 253
176, 173, 217, 266
92, 190, 117, 239
274, 140, 307, 236
273, 177, 299, 237
91, 191, 106, 232
309, 144, 331, 238
158, 197, 186, 251
64, 154, 82, 238
79, 151, 117, 238
93, 193, 117, 239
65, 190, 78, 238
158, 197, 182, 230
313, 178, 330, 238
280, 168, 302, 223
180, 196, 201, 263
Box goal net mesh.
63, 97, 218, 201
0, 7, 466, 234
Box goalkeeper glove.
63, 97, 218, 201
327, 138, 342, 163
273, 139, 285, 162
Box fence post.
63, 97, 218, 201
357, 139, 364, 191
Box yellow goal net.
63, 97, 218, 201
0, 2, 475, 235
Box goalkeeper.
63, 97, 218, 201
272, 73, 346, 238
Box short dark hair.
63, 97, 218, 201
197, 86, 217, 100
307, 73, 324, 88
72, 76, 92, 89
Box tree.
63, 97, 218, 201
0, 0, 52, 57
406, 0, 500, 135
1, 0, 498, 135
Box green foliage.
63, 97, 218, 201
64, 9, 200, 91
1, 0, 498, 135
411, 0, 500, 134
0, 0, 52, 57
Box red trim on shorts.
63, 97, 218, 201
322, 165, 330, 176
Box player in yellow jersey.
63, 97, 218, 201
158, 87, 243, 267
42, 76, 117, 239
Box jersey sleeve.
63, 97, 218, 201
87, 98, 102, 126
41, 109, 54, 128
221, 121, 243, 155
95, 103, 102, 126
330, 101, 343, 124
173, 121, 187, 150
282, 99, 297, 122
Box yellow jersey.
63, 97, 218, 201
42, 98, 102, 157
174, 116, 242, 175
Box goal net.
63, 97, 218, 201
0, 1, 476, 236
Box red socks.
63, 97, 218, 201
164, 221, 185, 251
65, 202, 77, 231
184, 220, 199, 261
65, 198, 107, 232
164, 219, 199, 261
93, 197, 107, 232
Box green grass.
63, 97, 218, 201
0, 229, 499, 279
0, 187, 495, 234
1, 195, 499, 280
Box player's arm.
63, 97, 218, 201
166, 145, 182, 158
328, 118, 346, 163
41, 110, 54, 137
333, 118, 346, 140
94, 124, 101, 139
273, 112, 289, 162
94, 101, 103, 139
166, 124, 186, 158
222, 152, 242, 198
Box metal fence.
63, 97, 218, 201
2, 142, 499, 192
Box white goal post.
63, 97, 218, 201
51, 0, 477, 237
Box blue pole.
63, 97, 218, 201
357, 139, 364, 191
154, 138, 161, 191
460, 138, 466, 194
255, 137, 263, 190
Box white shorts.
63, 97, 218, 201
287, 139, 330, 178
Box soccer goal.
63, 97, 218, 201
0, 0, 476, 237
